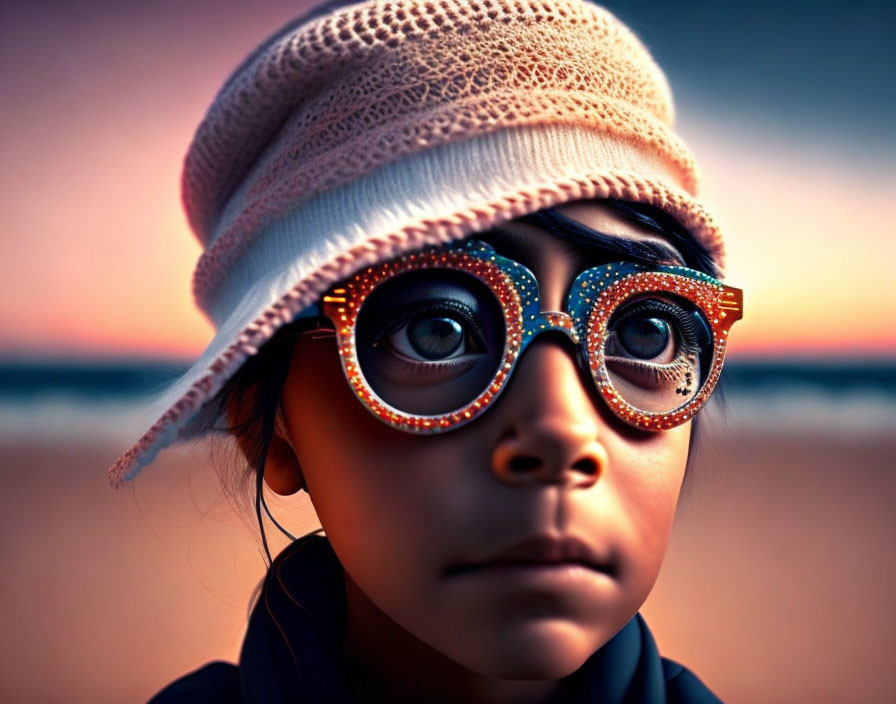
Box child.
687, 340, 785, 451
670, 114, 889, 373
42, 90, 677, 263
112, 1, 742, 701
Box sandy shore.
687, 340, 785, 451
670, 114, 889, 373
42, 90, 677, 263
1, 425, 893, 703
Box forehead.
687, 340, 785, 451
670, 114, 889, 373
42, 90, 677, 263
553, 201, 678, 249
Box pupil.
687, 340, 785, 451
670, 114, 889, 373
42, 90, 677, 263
619, 317, 669, 359
408, 317, 464, 360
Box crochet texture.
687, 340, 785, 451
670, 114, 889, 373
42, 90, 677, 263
184, 0, 710, 309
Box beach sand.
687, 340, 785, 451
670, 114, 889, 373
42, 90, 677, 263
1, 425, 893, 703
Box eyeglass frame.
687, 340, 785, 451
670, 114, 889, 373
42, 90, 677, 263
292, 237, 743, 433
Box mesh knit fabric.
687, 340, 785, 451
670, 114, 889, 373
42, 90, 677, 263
186, 0, 716, 309
108, 0, 725, 486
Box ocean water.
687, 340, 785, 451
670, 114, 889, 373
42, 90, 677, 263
0, 359, 893, 442
716, 360, 896, 436
0, 360, 191, 443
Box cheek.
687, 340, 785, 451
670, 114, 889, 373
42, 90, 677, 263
603, 423, 690, 597
280, 334, 465, 607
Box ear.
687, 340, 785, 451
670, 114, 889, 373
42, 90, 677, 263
226, 388, 306, 496
262, 433, 306, 496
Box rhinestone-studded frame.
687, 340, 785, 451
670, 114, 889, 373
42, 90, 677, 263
320, 239, 742, 434
321, 239, 531, 433
568, 262, 743, 430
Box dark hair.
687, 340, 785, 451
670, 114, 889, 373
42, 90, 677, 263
212, 199, 721, 564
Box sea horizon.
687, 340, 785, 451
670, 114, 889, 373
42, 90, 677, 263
1, 356, 893, 442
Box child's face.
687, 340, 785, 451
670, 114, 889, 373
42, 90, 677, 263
274, 200, 691, 679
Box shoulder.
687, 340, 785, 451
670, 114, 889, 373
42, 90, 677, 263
146, 661, 241, 704
661, 657, 724, 704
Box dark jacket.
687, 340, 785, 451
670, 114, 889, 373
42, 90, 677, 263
148, 535, 723, 703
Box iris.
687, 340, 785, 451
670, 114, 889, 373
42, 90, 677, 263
407, 316, 465, 360
617, 317, 670, 360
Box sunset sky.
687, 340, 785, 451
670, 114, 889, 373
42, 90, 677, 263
1, 0, 893, 360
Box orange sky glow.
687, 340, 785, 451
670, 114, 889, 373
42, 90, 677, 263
1, 3, 893, 361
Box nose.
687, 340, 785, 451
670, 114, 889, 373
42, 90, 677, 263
490, 334, 608, 488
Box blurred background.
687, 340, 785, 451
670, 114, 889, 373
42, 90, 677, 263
1, 0, 893, 701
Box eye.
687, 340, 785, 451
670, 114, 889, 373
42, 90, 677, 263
602, 295, 714, 410
386, 312, 480, 361
354, 268, 507, 412
368, 298, 488, 365
606, 297, 708, 364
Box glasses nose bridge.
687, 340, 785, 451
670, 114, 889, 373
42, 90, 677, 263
519, 310, 582, 353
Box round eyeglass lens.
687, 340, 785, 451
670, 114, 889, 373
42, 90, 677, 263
354, 269, 507, 416
602, 293, 714, 414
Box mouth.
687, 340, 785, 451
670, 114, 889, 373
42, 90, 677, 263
443, 560, 607, 578
443, 534, 615, 579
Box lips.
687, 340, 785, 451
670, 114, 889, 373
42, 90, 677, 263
444, 534, 614, 577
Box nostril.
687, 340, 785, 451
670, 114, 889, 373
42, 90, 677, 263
507, 456, 541, 473
571, 457, 599, 476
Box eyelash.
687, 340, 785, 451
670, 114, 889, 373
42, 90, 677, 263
368, 300, 487, 361
603, 356, 693, 384
365, 352, 481, 380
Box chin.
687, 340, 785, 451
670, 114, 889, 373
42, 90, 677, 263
459, 620, 601, 681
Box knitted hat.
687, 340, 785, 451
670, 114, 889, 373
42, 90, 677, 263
108, 0, 724, 487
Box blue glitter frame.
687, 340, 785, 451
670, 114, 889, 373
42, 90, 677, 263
302, 237, 743, 432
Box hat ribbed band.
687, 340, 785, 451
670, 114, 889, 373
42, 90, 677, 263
203, 123, 717, 327
109, 122, 720, 486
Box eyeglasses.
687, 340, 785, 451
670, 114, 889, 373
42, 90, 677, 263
295, 238, 743, 433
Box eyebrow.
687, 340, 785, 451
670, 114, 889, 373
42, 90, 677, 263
485, 217, 687, 268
